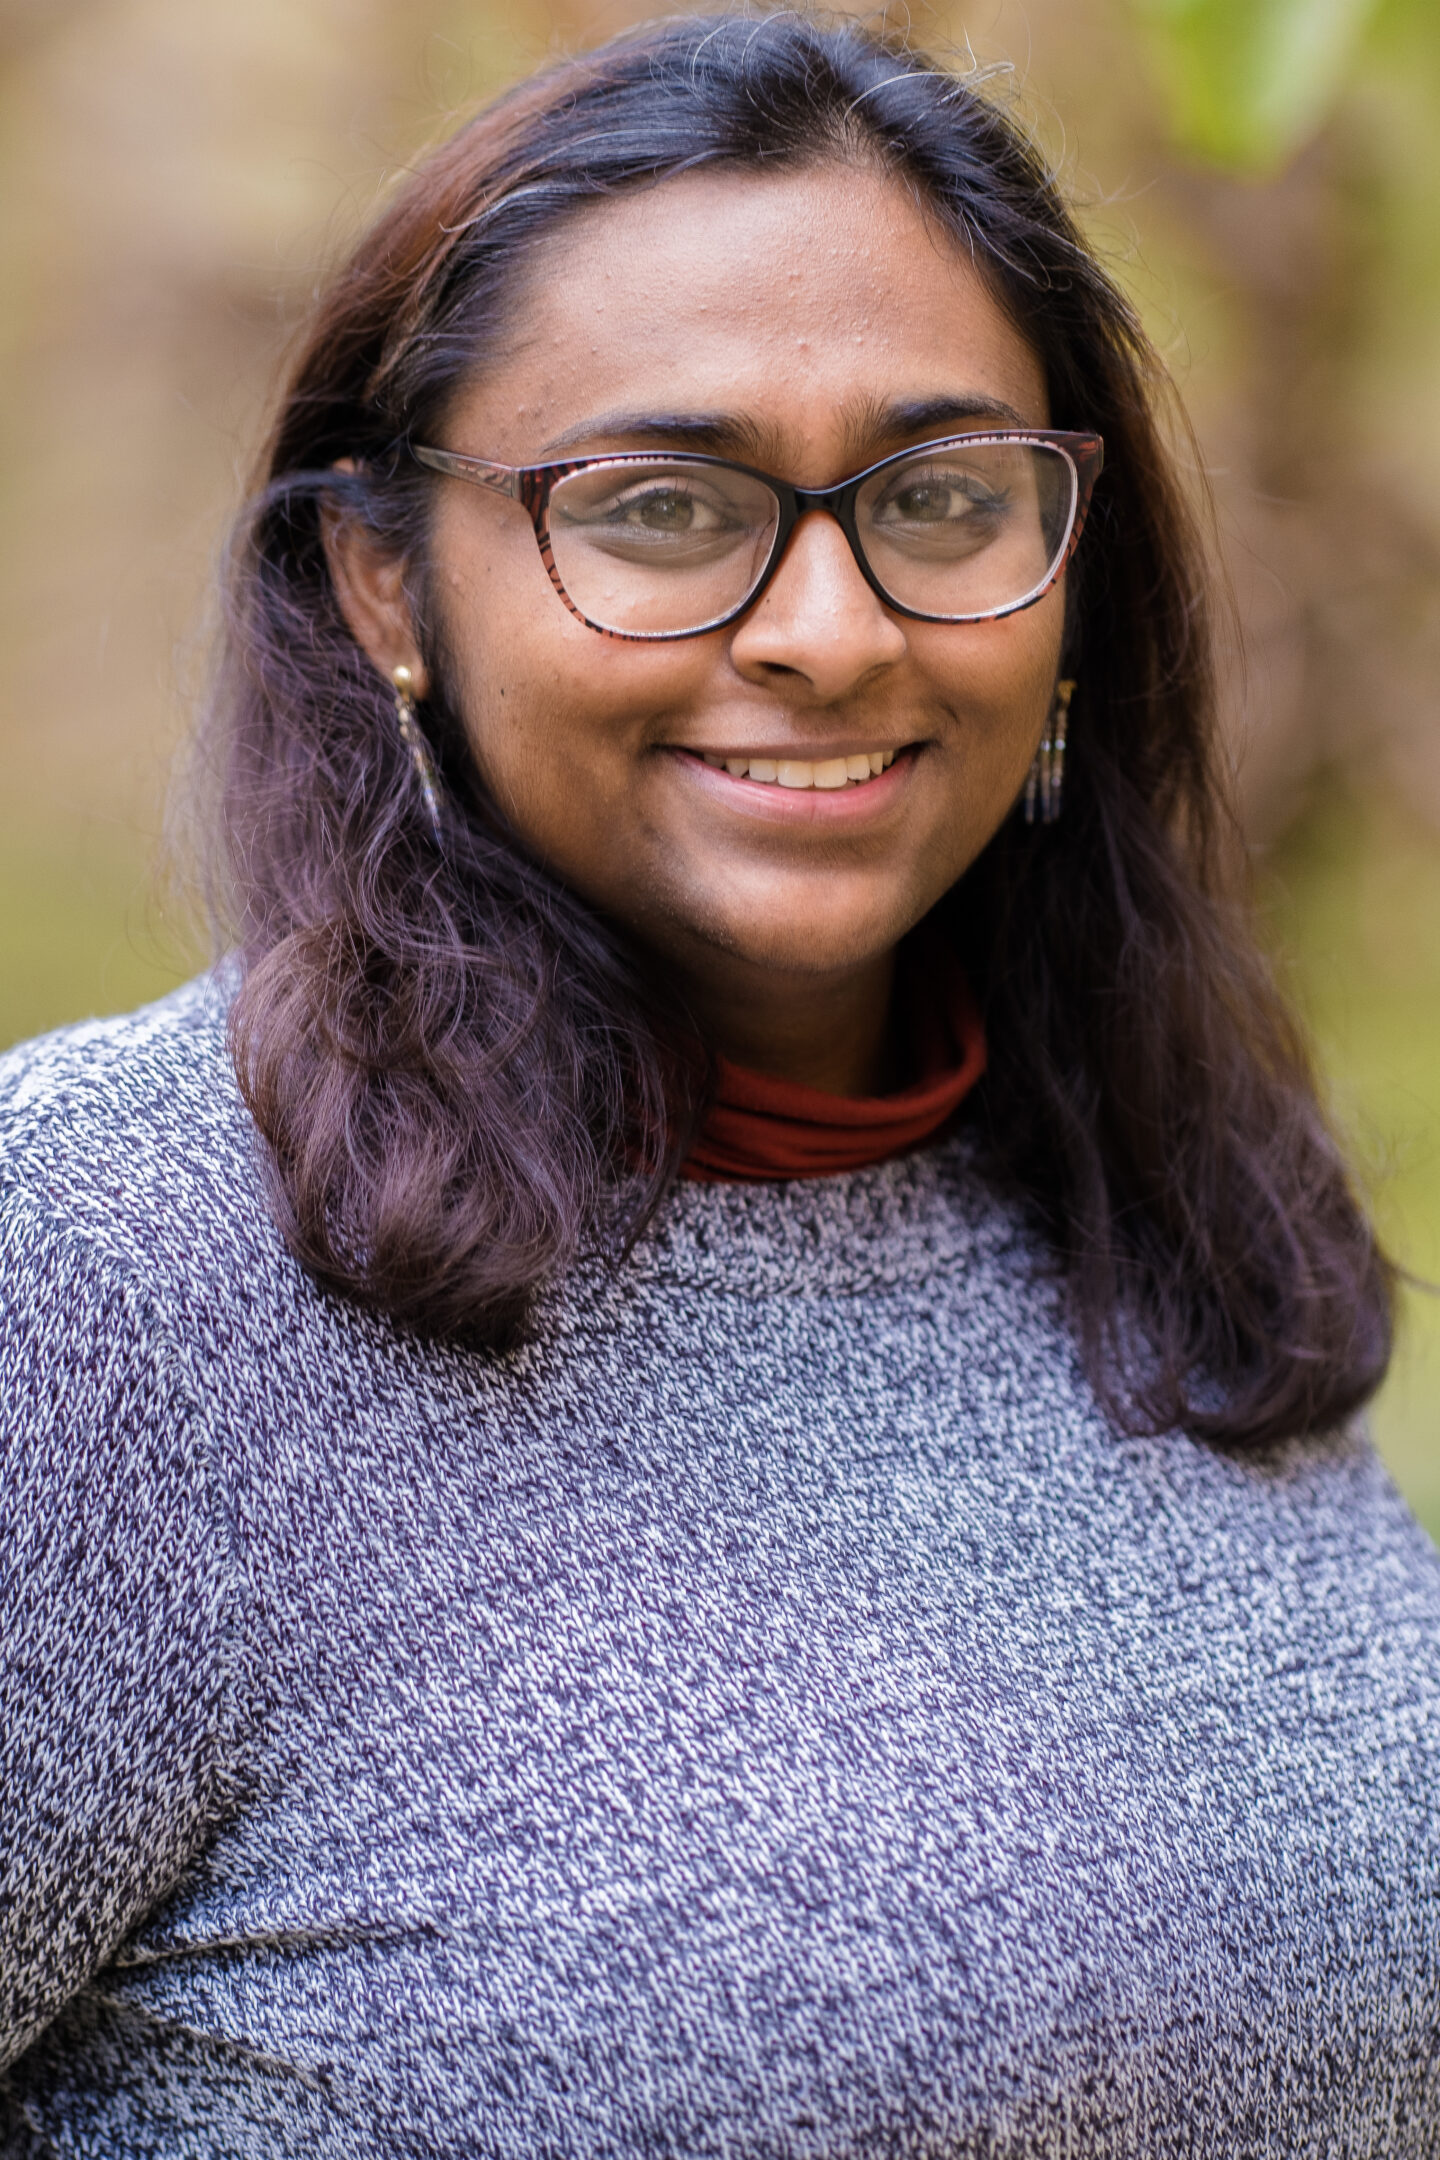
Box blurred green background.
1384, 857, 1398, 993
1, 0, 1436, 1528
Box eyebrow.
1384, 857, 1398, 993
846, 394, 1033, 452
539, 410, 781, 462
538, 393, 1033, 467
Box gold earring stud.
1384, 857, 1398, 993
390, 665, 443, 844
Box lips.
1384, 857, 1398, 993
696, 750, 896, 790
686, 756, 902, 799
672, 743, 917, 822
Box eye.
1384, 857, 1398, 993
886, 482, 957, 523
588, 482, 738, 535
874, 470, 1009, 526
627, 487, 704, 531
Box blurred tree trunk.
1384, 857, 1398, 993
1163, 138, 1440, 836
1126, 0, 1440, 835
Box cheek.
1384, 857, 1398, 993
430, 540, 579, 784
920, 598, 1065, 758
431, 556, 703, 840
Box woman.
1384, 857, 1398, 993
3, 13, 1438, 2154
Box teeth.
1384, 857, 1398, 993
702, 750, 900, 788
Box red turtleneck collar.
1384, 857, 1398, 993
683, 937, 986, 1184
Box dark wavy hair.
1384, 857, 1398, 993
209, 8, 1391, 1444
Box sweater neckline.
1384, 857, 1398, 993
682, 931, 987, 1185
583, 1132, 1030, 1305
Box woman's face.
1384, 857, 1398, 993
348, 163, 1063, 1000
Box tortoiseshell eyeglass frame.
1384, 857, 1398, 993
409, 429, 1105, 642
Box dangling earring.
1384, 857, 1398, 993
1024, 677, 1076, 827
391, 664, 444, 844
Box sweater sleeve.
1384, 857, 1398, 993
0, 1182, 239, 2071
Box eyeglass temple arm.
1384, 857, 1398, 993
411, 444, 522, 500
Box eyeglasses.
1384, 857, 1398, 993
409, 429, 1104, 642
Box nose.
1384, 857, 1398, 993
727, 511, 907, 699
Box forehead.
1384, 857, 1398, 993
453, 162, 1050, 470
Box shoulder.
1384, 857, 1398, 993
0, 973, 259, 1573
0, 986, 251, 2064
0, 972, 275, 1295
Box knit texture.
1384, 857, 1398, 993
2, 976, 1439, 2158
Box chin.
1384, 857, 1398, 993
698, 905, 913, 980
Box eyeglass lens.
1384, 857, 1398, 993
544, 440, 1078, 636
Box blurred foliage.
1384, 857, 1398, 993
1128, 0, 1380, 171
1257, 789, 1440, 1539
0, 824, 192, 1051
1118, 0, 1440, 1530
0, 0, 1435, 1525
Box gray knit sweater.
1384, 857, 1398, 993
3, 976, 1440, 2158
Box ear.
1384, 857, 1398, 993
321, 461, 432, 699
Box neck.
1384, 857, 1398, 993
672, 946, 899, 1098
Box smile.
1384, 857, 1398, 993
696, 750, 897, 790
674, 745, 917, 822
